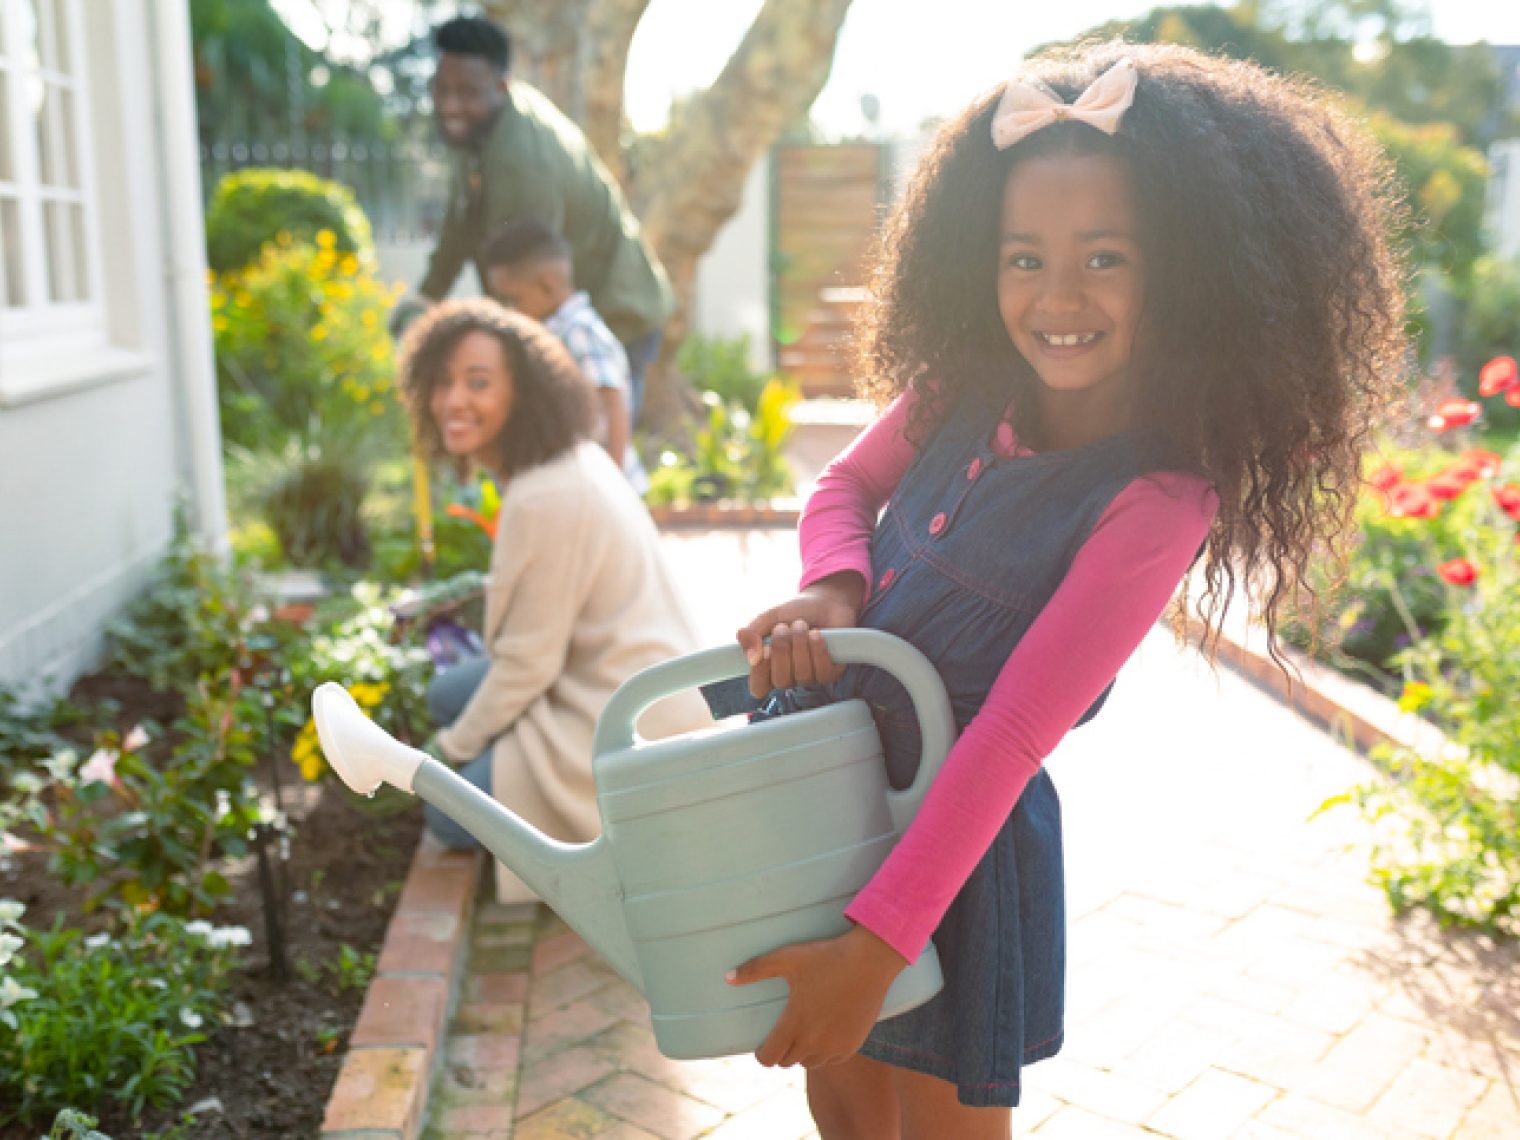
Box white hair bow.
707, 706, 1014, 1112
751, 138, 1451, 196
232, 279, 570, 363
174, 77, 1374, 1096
991, 58, 1138, 150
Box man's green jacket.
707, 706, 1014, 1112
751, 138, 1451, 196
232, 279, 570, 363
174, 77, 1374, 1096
418, 81, 674, 344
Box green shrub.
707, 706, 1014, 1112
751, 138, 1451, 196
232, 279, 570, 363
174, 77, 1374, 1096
646, 370, 801, 507
262, 448, 373, 569
211, 231, 403, 454
101, 520, 259, 692
0, 904, 241, 1124
676, 333, 771, 413
286, 583, 433, 783
204, 168, 373, 275
1309, 361, 1520, 932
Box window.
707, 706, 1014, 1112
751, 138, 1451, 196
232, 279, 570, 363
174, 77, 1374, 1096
0, 0, 102, 351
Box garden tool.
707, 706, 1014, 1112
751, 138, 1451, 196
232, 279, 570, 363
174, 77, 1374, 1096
311, 628, 955, 1060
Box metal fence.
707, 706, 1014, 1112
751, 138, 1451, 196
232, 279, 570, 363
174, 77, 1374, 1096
199, 135, 452, 244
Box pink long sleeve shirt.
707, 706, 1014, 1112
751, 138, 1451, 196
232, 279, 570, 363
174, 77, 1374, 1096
800, 392, 1219, 962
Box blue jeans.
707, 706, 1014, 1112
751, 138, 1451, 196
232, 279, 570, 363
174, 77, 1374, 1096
423, 657, 491, 850
620, 330, 661, 426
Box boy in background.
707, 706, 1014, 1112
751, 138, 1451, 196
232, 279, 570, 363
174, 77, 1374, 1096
481, 219, 647, 492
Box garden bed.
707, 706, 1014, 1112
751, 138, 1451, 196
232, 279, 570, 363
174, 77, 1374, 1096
0, 663, 421, 1139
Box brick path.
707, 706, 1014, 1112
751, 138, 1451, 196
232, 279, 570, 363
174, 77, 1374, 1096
408, 530, 1519, 1138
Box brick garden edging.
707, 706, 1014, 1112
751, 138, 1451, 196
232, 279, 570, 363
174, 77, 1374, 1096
647, 499, 801, 528
320, 833, 483, 1140
1185, 599, 1444, 758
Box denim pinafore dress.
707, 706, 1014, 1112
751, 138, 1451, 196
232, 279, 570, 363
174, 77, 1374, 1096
838, 386, 1148, 1107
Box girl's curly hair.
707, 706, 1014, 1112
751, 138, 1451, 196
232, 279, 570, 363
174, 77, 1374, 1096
398, 298, 594, 479
856, 40, 1410, 660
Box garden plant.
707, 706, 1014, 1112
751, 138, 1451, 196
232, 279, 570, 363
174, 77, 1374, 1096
1316, 355, 1520, 934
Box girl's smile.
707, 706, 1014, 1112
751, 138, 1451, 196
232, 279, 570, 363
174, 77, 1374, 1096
997, 152, 1145, 444
430, 330, 516, 469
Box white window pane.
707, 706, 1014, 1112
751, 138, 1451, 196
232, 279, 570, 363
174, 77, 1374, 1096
39, 0, 68, 73
0, 78, 12, 181
32, 81, 53, 184
42, 197, 80, 301
44, 83, 75, 187
68, 199, 85, 299
16, 1, 40, 70
0, 197, 23, 306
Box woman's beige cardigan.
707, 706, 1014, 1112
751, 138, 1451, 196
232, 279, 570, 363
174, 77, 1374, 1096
435, 442, 712, 900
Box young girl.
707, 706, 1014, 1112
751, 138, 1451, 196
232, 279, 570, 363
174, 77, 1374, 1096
396, 299, 710, 902
726, 42, 1407, 1138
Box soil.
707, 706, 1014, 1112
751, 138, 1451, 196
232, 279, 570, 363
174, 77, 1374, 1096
0, 670, 423, 1140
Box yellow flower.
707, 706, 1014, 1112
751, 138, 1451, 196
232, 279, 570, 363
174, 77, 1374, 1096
316, 229, 337, 249
340, 255, 358, 275
361, 310, 378, 329
291, 721, 327, 782
1398, 681, 1433, 714
312, 324, 329, 342
349, 681, 389, 708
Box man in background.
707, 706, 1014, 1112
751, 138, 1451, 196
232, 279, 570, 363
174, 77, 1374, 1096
403, 15, 673, 421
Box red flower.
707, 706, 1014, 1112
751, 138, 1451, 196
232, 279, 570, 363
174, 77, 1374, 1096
1493, 483, 1520, 521
1437, 558, 1479, 586
1457, 449, 1503, 479
1428, 398, 1481, 433
1508, 387, 1520, 409
1367, 464, 1402, 492
1387, 482, 1439, 519
445, 503, 499, 541
1426, 473, 1471, 501
1479, 355, 1518, 398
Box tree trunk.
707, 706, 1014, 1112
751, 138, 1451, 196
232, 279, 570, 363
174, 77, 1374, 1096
636, 0, 853, 427
480, 0, 648, 181
482, 0, 855, 430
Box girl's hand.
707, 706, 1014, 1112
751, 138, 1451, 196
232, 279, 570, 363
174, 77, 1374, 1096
736, 573, 866, 698
727, 923, 909, 1068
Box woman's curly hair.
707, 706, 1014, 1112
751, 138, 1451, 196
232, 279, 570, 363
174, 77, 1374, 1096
398, 298, 594, 479
856, 40, 1410, 659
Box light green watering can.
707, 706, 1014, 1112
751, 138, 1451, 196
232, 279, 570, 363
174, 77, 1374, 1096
311, 628, 955, 1060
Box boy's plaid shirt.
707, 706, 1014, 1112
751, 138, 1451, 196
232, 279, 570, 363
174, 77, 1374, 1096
545, 291, 631, 393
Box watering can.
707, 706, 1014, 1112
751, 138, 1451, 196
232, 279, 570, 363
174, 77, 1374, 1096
311, 628, 956, 1060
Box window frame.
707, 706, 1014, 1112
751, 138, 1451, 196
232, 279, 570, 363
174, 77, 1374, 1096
0, 0, 108, 371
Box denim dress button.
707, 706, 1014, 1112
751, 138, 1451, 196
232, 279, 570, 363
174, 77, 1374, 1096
929, 512, 947, 536
877, 567, 896, 592
967, 457, 983, 481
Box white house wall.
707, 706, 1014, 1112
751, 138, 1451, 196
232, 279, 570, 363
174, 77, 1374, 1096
0, 0, 217, 695
693, 153, 772, 376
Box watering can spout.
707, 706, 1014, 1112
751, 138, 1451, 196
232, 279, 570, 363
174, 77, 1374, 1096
310, 683, 641, 988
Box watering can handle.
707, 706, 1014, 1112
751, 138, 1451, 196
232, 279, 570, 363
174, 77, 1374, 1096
592, 629, 957, 819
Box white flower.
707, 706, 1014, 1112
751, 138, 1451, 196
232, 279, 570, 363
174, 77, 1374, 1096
84, 932, 111, 950
215, 789, 232, 820
184, 920, 214, 940
180, 1008, 204, 1028
0, 931, 22, 969
41, 749, 78, 782
123, 725, 150, 751
77, 748, 119, 787
0, 900, 24, 926
148, 978, 168, 990
11, 772, 43, 796
0, 976, 37, 1007
0, 833, 30, 854
208, 925, 252, 949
